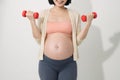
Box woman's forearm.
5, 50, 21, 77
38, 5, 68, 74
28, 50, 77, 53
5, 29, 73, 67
30, 20, 41, 39
77, 22, 91, 40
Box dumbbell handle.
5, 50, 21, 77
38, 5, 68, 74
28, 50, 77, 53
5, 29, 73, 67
22, 10, 39, 19
81, 12, 97, 22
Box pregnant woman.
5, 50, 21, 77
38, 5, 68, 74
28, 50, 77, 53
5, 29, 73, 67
26, 0, 94, 80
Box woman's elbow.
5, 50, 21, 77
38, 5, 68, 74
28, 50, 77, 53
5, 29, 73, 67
78, 36, 86, 41
33, 33, 41, 40
81, 36, 87, 40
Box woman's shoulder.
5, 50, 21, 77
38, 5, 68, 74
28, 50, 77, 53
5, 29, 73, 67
68, 8, 80, 15
40, 9, 49, 16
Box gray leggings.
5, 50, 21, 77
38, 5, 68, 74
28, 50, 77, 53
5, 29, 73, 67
38, 55, 77, 80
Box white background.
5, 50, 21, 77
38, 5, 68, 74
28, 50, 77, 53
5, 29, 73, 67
0, 0, 120, 80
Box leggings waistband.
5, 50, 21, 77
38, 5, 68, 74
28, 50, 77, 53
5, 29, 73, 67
40, 55, 75, 67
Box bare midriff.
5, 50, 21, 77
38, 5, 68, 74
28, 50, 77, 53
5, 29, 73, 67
44, 33, 74, 60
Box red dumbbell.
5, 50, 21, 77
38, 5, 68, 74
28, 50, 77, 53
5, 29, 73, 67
81, 12, 97, 22
22, 10, 39, 19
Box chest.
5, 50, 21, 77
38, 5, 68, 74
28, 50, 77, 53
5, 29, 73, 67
47, 11, 71, 22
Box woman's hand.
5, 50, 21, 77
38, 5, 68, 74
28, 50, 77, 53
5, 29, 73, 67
26, 11, 35, 21
86, 13, 94, 24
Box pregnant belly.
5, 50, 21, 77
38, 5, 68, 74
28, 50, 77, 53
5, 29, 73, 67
44, 33, 74, 60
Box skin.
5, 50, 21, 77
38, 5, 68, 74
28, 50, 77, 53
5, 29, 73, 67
26, 0, 94, 60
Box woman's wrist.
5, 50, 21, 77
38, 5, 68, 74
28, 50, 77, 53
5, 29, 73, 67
30, 19, 35, 23
30, 20, 36, 25
86, 21, 92, 27
29, 19, 37, 27
86, 21, 92, 25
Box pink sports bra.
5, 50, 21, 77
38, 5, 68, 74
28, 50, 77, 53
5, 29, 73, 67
46, 21, 72, 34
